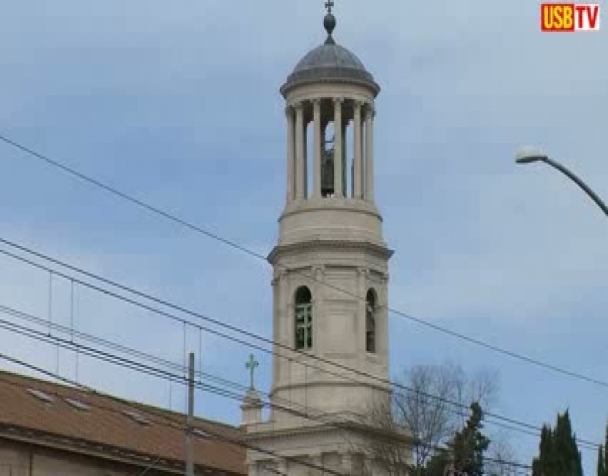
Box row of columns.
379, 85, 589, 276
285, 98, 375, 203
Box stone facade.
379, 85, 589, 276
0, 442, 140, 476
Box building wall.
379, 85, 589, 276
0, 439, 161, 476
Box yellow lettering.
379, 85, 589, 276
563, 6, 573, 29
553, 6, 563, 28
543, 6, 553, 28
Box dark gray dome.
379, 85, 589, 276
281, 38, 380, 95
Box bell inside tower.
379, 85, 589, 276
321, 132, 335, 197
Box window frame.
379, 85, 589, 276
294, 286, 313, 351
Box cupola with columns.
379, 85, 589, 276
281, 1, 380, 219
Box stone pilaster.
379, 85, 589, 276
312, 265, 325, 357
357, 267, 368, 360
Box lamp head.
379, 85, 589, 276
515, 145, 548, 164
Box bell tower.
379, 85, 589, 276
244, 3, 395, 474
270, 1, 392, 420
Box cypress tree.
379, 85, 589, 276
597, 444, 605, 476
533, 425, 556, 476
532, 410, 582, 476
554, 410, 583, 476
606, 423, 608, 476
600, 422, 608, 476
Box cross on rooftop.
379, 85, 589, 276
245, 354, 259, 389
325, 0, 334, 14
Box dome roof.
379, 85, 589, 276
280, 13, 380, 95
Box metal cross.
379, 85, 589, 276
325, 0, 334, 14
245, 354, 259, 389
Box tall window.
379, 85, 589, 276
366, 289, 377, 353
295, 286, 313, 350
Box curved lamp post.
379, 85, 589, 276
515, 146, 608, 217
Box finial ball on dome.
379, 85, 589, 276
324, 13, 336, 35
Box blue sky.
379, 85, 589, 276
0, 0, 607, 472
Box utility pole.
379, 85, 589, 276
186, 352, 195, 476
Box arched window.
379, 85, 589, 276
366, 289, 377, 353
295, 286, 313, 350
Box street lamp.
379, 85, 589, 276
515, 146, 608, 217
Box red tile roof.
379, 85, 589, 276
0, 370, 246, 474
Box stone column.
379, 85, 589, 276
294, 103, 305, 200
313, 99, 322, 198
353, 101, 363, 198
285, 106, 295, 203
333, 98, 343, 198
342, 120, 348, 197
365, 104, 375, 201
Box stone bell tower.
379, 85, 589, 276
243, 3, 394, 474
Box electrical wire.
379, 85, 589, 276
0, 239, 602, 451
0, 288, 583, 471
0, 242, 597, 454
0, 321, 537, 473
1, 133, 606, 392
0, 298, 598, 457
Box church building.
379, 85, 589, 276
241, 2, 400, 474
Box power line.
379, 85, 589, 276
0, 320, 539, 473
0, 316, 357, 473
0, 298, 597, 457
1, 133, 606, 391
0, 299, 569, 462
0, 239, 602, 451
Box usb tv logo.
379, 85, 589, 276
541, 3, 601, 31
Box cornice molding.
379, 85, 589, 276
267, 240, 394, 264
244, 419, 413, 446
280, 197, 382, 219
281, 77, 381, 98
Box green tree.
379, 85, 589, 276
450, 402, 491, 476
598, 422, 608, 476
597, 444, 605, 476
532, 426, 556, 476
532, 410, 583, 476
423, 402, 491, 476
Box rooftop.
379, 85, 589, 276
281, 9, 380, 96
0, 370, 245, 474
